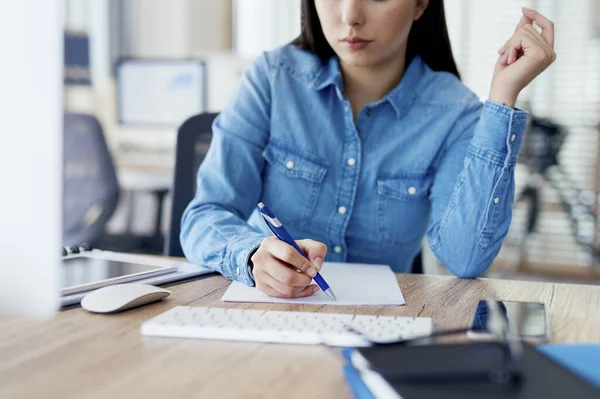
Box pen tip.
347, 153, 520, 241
326, 289, 337, 302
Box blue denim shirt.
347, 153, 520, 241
181, 44, 528, 286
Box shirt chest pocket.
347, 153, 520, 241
377, 173, 433, 244
262, 144, 328, 227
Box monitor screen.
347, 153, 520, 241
117, 59, 207, 126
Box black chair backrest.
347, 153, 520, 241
63, 112, 119, 247
165, 113, 218, 257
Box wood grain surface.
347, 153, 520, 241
1, 273, 599, 399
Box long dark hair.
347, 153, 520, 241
292, 0, 460, 79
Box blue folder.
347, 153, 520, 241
341, 348, 376, 399
343, 363, 376, 399
538, 344, 600, 389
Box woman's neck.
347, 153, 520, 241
340, 52, 408, 119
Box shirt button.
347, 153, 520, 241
338, 206, 347, 215
286, 160, 294, 169
493, 197, 500, 204
408, 186, 417, 195
347, 157, 356, 166
510, 133, 516, 142
334, 245, 342, 254
236, 266, 241, 276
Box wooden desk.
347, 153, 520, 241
1, 274, 599, 398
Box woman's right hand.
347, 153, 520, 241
250, 236, 327, 298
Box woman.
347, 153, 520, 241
181, 0, 556, 298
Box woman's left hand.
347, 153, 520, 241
489, 7, 556, 108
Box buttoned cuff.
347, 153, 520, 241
226, 233, 266, 286
469, 100, 529, 166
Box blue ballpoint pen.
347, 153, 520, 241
258, 202, 337, 301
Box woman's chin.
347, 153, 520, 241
337, 52, 382, 69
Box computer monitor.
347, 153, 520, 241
0, 0, 62, 317
117, 58, 207, 126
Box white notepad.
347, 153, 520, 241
221, 262, 405, 306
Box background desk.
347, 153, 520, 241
1, 273, 600, 398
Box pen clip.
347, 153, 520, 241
260, 213, 280, 238
258, 202, 284, 240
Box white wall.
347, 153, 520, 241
233, 0, 301, 57
121, 0, 232, 58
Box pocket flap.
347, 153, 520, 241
263, 144, 327, 183
377, 173, 433, 200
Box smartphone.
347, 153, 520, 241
467, 300, 550, 343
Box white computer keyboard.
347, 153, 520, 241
141, 306, 434, 347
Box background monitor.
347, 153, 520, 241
117, 58, 207, 126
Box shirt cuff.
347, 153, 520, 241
469, 100, 529, 166
226, 233, 266, 286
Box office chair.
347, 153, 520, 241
62, 112, 119, 247
165, 113, 218, 257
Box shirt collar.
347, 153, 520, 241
310, 55, 343, 91
384, 54, 425, 117
309, 54, 426, 118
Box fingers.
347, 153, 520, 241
522, 7, 554, 47
261, 256, 314, 287
261, 236, 317, 277
251, 237, 329, 298
492, 8, 557, 99
499, 25, 524, 66
500, 14, 554, 67
498, 44, 513, 66
296, 239, 328, 271
256, 271, 319, 298
507, 43, 521, 65
257, 282, 318, 298
515, 14, 533, 33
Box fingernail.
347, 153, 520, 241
313, 257, 324, 270
312, 286, 320, 294
522, 7, 533, 12
307, 266, 317, 277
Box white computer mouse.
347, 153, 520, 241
81, 283, 171, 313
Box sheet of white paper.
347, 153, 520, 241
221, 262, 405, 306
